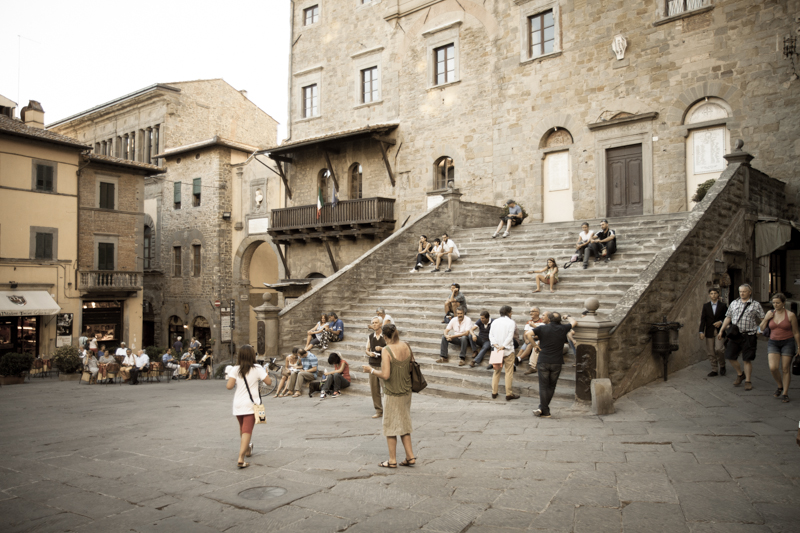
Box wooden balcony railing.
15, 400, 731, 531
79, 271, 143, 291
269, 197, 396, 243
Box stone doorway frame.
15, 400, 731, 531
594, 132, 654, 219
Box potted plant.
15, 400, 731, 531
692, 178, 716, 203
0, 352, 35, 385
53, 344, 83, 381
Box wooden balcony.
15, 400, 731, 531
79, 271, 143, 292
269, 197, 396, 244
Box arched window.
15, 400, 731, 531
143, 225, 153, 269
684, 97, 731, 209
350, 164, 363, 199
434, 157, 454, 190
318, 169, 334, 201
540, 128, 574, 223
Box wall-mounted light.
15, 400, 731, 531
222, 212, 232, 220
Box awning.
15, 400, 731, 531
755, 219, 800, 258
0, 291, 61, 317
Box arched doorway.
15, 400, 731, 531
142, 299, 155, 348
168, 315, 184, 350
193, 316, 211, 350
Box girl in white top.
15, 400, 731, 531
226, 345, 271, 469
576, 222, 592, 261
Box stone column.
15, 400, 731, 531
253, 293, 280, 357
144, 127, 152, 164
440, 187, 463, 229
572, 297, 616, 398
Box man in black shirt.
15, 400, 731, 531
533, 312, 578, 417
584, 219, 617, 268
469, 311, 492, 367
365, 316, 386, 419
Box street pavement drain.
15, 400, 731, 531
237, 486, 287, 500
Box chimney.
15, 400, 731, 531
21, 100, 45, 129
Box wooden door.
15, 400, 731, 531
606, 144, 643, 217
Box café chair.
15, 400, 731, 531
79, 365, 97, 386
104, 363, 121, 385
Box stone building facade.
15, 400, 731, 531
50, 80, 282, 357
265, 0, 800, 279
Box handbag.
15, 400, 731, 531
792, 354, 800, 376
725, 301, 752, 341
409, 350, 427, 393
489, 348, 505, 365
242, 372, 267, 425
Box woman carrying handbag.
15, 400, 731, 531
362, 324, 417, 469
759, 293, 799, 403
226, 345, 272, 468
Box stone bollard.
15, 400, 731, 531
591, 378, 615, 415
253, 293, 280, 357
573, 297, 616, 402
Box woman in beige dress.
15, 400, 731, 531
362, 324, 416, 468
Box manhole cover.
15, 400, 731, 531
238, 486, 287, 500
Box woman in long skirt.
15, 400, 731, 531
362, 324, 416, 468
226, 345, 271, 468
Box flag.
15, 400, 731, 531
317, 186, 324, 219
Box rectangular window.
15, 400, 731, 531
35, 233, 53, 260
173, 181, 182, 209
97, 242, 115, 271
302, 84, 319, 118
304, 5, 319, 25
192, 245, 201, 277
529, 10, 555, 58
173, 246, 182, 277
144, 226, 152, 270
434, 44, 455, 86
35, 163, 54, 191
99, 182, 115, 209
361, 67, 379, 103
192, 178, 201, 207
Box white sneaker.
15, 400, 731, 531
409, 269, 417, 273
491, 233, 498, 238
320, 392, 326, 399
502, 232, 509, 238
416, 263, 423, 268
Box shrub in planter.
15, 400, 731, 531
145, 346, 166, 359
53, 344, 82, 374
0, 352, 35, 377
692, 179, 716, 203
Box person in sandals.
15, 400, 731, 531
529, 258, 559, 293
225, 345, 271, 469
361, 324, 416, 469
274, 349, 300, 398
759, 293, 799, 403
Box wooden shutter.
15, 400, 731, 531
37, 164, 54, 191
174, 181, 182, 204
35, 233, 53, 259
193, 178, 201, 195
100, 182, 115, 209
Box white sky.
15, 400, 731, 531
1, 0, 291, 141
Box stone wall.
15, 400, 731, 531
277, 196, 501, 350
607, 157, 786, 397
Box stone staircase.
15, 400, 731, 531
308, 212, 690, 402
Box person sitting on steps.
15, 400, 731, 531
410, 235, 433, 273
575, 222, 592, 263
492, 199, 523, 238
443, 283, 468, 324
529, 258, 559, 293
584, 219, 617, 268
305, 313, 329, 351
436, 307, 476, 366
320, 352, 351, 398
432, 233, 459, 273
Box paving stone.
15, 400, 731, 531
687, 524, 773, 532
621, 502, 689, 533
625, 451, 698, 465
753, 502, 799, 533
45, 490, 138, 519
574, 505, 621, 532
225, 504, 313, 533
0, 498, 63, 528
4, 511, 92, 533
474, 507, 535, 530
528, 502, 575, 532
673, 482, 761, 523
553, 485, 620, 507
291, 490, 382, 520
617, 472, 678, 503
664, 464, 732, 482
344, 508, 436, 533
735, 475, 800, 504
421, 503, 486, 533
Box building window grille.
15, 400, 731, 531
34, 163, 54, 192
303, 84, 319, 118
529, 10, 555, 58
434, 156, 454, 190
434, 44, 455, 86
35, 233, 53, 260
304, 5, 319, 25
97, 242, 114, 271
192, 244, 201, 277
173, 246, 182, 277
361, 67, 379, 103
192, 178, 201, 207
99, 182, 115, 210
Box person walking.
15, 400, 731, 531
365, 316, 386, 418
699, 288, 728, 377
173, 336, 183, 354
362, 324, 416, 469
760, 293, 799, 403
225, 345, 271, 469
532, 312, 577, 418
717, 284, 765, 391
489, 305, 520, 401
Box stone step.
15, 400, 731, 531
452, 213, 688, 236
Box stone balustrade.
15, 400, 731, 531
79, 271, 143, 291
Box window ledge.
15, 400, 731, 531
520, 50, 562, 65
427, 79, 461, 92
295, 115, 322, 124
353, 100, 383, 110
653, 5, 714, 27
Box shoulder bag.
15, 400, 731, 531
792, 353, 800, 376
725, 301, 752, 342
242, 372, 267, 425
408, 347, 427, 393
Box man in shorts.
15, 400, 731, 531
492, 199, 523, 238
717, 284, 764, 391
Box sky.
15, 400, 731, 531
1, 0, 291, 140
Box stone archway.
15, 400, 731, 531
232, 236, 286, 349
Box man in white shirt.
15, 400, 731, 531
436, 307, 475, 366
432, 233, 460, 273
115, 342, 128, 358
375, 309, 394, 327
119, 348, 136, 382
489, 305, 520, 401
130, 349, 149, 385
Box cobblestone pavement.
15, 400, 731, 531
1, 343, 798, 532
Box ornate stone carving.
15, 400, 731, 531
545, 129, 573, 148
575, 344, 597, 401
612, 35, 627, 60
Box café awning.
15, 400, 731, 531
0, 291, 61, 317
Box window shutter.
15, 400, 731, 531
193, 178, 201, 195
44, 234, 53, 259
174, 181, 182, 203
37, 165, 53, 190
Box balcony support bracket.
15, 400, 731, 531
323, 240, 339, 273
377, 141, 396, 187
276, 244, 291, 279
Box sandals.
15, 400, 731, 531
292, 392, 301, 398
399, 457, 416, 467
237, 462, 250, 469
774, 388, 784, 398
379, 460, 397, 469
782, 395, 790, 403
